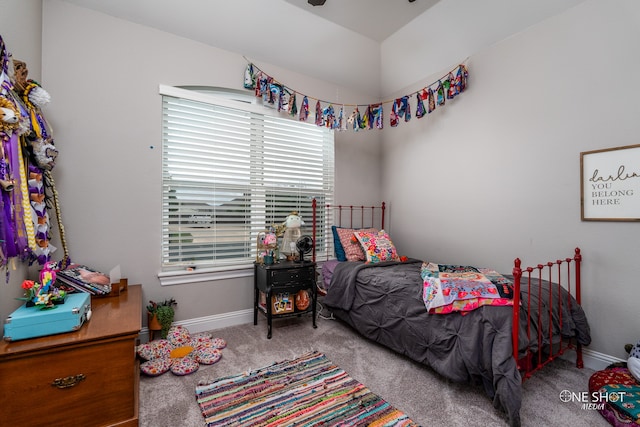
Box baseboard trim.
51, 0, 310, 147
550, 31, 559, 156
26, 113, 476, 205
582, 348, 625, 370
139, 312, 624, 373
139, 309, 254, 342
560, 347, 625, 371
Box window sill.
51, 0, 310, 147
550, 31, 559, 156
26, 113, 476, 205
158, 264, 254, 286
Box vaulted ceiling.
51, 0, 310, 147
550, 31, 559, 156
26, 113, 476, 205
60, 0, 586, 96
281, 0, 441, 42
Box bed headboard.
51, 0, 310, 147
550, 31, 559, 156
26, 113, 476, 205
311, 199, 386, 262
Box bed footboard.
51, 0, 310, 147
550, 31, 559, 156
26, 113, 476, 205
512, 247, 583, 381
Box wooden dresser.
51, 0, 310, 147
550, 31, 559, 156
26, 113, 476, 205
0, 284, 142, 427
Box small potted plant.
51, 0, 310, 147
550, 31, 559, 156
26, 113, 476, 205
147, 298, 177, 339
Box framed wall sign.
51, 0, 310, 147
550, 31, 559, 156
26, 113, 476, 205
580, 144, 640, 221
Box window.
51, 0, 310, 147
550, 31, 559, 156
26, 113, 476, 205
159, 86, 334, 278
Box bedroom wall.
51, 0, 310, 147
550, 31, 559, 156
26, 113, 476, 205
0, 0, 43, 330
380, 0, 640, 360
36, 1, 382, 328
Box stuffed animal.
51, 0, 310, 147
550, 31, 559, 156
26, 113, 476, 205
283, 211, 304, 229
0, 106, 17, 124
628, 339, 640, 382
26, 133, 58, 170
280, 211, 304, 258
0, 98, 19, 133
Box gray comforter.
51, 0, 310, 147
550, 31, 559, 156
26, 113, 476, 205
322, 259, 591, 427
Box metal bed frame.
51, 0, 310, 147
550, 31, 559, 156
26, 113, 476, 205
311, 199, 584, 381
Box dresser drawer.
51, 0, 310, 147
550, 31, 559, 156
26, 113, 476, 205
0, 337, 137, 426
270, 266, 314, 286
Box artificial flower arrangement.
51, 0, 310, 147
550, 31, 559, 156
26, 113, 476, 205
256, 227, 279, 264
18, 264, 66, 309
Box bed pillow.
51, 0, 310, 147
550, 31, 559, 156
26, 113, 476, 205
331, 226, 347, 261
335, 227, 378, 261
354, 229, 399, 263
321, 259, 340, 291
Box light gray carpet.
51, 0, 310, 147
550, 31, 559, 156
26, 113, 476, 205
139, 306, 609, 427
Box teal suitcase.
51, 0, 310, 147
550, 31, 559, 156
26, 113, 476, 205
3, 292, 92, 341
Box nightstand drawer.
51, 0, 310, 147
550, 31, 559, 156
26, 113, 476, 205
270, 266, 314, 285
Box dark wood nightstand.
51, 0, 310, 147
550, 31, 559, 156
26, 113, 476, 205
254, 260, 317, 339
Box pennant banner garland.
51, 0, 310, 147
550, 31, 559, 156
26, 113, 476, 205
242, 60, 468, 132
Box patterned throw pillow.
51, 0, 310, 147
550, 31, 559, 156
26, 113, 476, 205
331, 226, 347, 261
136, 325, 226, 377
354, 230, 399, 263
335, 227, 377, 261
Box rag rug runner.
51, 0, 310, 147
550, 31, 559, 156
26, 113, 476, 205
196, 350, 420, 427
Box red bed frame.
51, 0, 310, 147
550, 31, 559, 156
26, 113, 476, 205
311, 199, 584, 382
512, 248, 584, 380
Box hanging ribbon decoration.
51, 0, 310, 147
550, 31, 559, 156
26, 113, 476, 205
242, 59, 468, 131
0, 33, 68, 272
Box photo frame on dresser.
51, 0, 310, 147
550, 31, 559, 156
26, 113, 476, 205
581, 144, 640, 221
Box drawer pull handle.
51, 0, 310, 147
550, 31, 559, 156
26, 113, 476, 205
52, 374, 85, 389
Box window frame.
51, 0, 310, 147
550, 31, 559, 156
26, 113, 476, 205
157, 85, 334, 285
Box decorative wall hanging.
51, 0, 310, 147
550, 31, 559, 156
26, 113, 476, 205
242, 59, 468, 132
0, 33, 70, 276
580, 144, 640, 221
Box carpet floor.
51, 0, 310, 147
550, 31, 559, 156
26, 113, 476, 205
139, 306, 610, 427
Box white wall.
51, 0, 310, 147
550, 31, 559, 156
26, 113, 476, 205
40, 0, 381, 327
0, 0, 43, 328
380, 0, 586, 96
381, 0, 640, 359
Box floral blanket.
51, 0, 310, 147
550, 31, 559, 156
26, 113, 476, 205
421, 263, 514, 314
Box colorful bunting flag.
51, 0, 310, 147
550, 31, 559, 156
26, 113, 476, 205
243, 61, 468, 132
362, 105, 371, 129
288, 92, 297, 117
390, 99, 399, 127
373, 104, 383, 129
416, 90, 427, 119
401, 96, 411, 122
338, 106, 345, 131
315, 100, 323, 126
244, 63, 255, 90
347, 108, 360, 131
427, 88, 436, 113
436, 83, 445, 106
299, 96, 309, 121
391, 96, 410, 126
322, 104, 336, 129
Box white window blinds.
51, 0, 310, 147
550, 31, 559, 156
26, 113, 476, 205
160, 86, 334, 270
